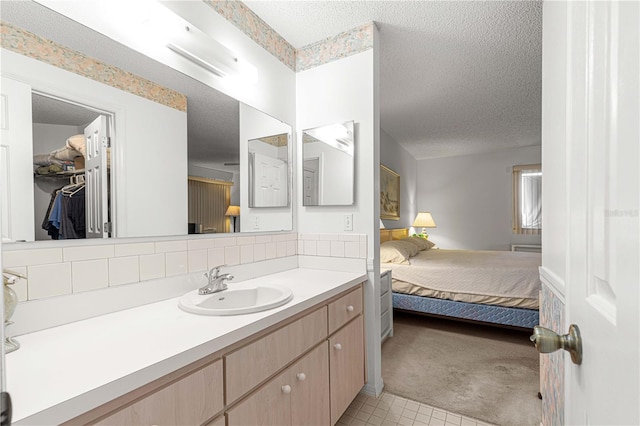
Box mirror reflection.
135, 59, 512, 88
302, 121, 355, 206
248, 133, 290, 208
0, 1, 293, 242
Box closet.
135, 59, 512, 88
32, 93, 111, 241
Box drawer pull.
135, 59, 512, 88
334, 343, 343, 350
296, 373, 306, 381
281, 385, 292, 394
346, 305, 354, 312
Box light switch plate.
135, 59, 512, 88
344, 214, 353, 231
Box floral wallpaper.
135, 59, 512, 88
203, 0, 296, 71
296, 22, 375, 72
0, 21, 187, 112
540, 284, 565, 426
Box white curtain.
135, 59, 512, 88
512, 164, 542, 235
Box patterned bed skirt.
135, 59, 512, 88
392, 292, 539, 329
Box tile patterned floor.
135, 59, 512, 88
338, 392, 495, 426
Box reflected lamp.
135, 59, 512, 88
225, 205, 240, 232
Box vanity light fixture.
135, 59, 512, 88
412, 212, 436, 237
167, 25, 239, 78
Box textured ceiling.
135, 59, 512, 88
245, 0, 543, 160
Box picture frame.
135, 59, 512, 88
380, 165, 400, 220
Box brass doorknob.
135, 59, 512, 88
530, 324, 582, 365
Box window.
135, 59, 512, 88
512, 164, 541, 234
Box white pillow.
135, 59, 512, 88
402, 236, 435, 251
380, 240, 417, 264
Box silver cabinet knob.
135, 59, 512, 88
296, 373, 306, 381
281, 385, 292, 394
530, 324, 583, 365
334, 343, 342, 350
346, 305, 354, 312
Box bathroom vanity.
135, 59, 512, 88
6, 268, 366, 425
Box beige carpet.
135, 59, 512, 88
382, 312, 541, 426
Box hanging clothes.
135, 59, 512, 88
42, 187, 62, 240
60, 187, 86, 239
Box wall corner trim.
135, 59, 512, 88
539, 266, 566, 303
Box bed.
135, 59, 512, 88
380, 228, 540, 330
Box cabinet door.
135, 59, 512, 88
95, 359, 223, 426
329, 315, 365, 425
226, 368, 291, 426
290, 342, 330, 426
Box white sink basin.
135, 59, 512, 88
178, 283, 293, 316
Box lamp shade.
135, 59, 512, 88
225, 205, 240, 216
380, 219, 385, 229
412, 212, 436, 228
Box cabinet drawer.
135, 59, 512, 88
380, 309, 391, 337
381, 292, 391, 315
95, 359, 223, 426
380, 270, 391, 296
225, 306, 328, 404
328, 285, 363, 335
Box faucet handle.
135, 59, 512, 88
205, 265, 226, 279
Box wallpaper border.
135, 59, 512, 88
0, 21, 187, 112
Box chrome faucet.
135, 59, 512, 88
199, 265, 234, 295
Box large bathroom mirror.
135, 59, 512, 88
0, 1, 293, 242
302, 121, 355, 206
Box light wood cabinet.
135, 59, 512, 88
227, 341, 330, 426
94, 359, 223, 426
329, 315, 365, 425
76, 283, 365, 426
225, 306, 328, 404
328, 286, 363, 334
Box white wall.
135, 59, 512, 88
296, 44, 382, 394
2, 50, 188, 239
541, 2, 567, 288
380, 129, 417, 230
416, 145, 542, 250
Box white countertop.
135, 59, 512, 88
6, 268, 366, 425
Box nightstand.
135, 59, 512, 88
380, 269, 393, 341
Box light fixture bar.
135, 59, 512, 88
167, 42, 227, 77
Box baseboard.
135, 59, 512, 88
361, 378, 385, 397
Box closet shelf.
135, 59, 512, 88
34, 169, 85, 179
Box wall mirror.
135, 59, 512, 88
0, 1, 293, 243
302, 121, 355, 206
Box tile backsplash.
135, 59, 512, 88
3, 232, 367, 303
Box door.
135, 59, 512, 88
563, 1, 639, 424
0, 77, 35, 242
303, 158, 319, 205
250, 152, 287, 207
83, 115, 109, 238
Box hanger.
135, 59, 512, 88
61, 174, 85, 196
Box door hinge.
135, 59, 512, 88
104, 222, 112, 234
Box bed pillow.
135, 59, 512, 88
402, 236, 436, 251
380, 240, 418, 264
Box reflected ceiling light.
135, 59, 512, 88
306, 122, 354, 156
167, 25, 240, 78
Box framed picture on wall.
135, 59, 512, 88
380, 165, 400, 220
